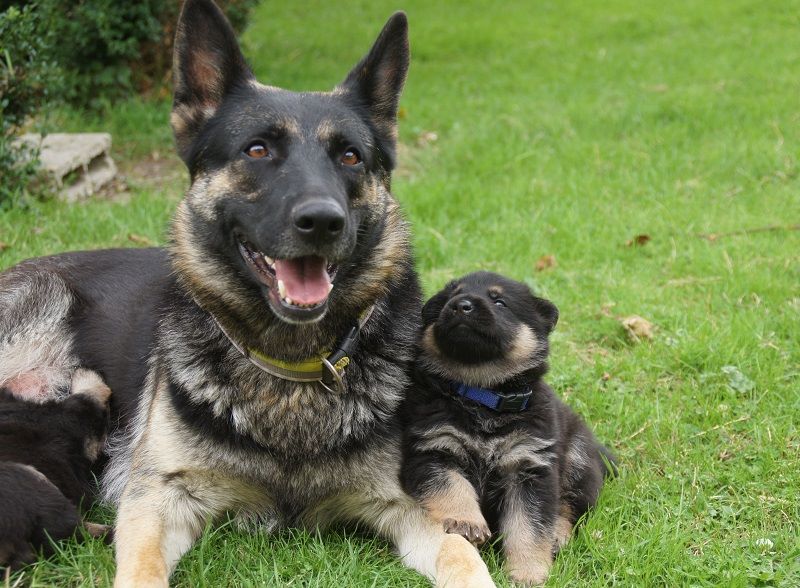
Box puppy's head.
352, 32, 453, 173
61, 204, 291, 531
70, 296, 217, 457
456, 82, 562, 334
419, 272, 558, 387
64, 369, 112, 462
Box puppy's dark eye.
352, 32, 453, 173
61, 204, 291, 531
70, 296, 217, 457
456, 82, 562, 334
341, 148, 361, 166
245, 142, 270, 159
494, 299, 507, 307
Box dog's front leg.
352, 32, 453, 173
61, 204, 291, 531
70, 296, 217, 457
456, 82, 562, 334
378, 498, 496, 588
497, 468, 559, 586
113, 473, 205, 588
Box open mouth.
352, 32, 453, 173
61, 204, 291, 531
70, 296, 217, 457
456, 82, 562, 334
238, 240, 338, 321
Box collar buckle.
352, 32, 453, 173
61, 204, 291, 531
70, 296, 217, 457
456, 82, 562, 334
495, 389, 532, 412
320, 325, 359, 393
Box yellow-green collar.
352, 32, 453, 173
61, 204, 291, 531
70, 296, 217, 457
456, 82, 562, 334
213, 306, 374, 393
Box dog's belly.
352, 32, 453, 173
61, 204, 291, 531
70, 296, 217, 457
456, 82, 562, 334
0, 248, 172, 425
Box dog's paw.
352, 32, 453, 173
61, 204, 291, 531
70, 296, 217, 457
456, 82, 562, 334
553, 515, 573, 551
435, 534, 497, 588
442, 517, 492, 546
507, 558, 552, 586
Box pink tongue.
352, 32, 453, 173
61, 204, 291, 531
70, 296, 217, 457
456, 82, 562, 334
274, 256, 331, 305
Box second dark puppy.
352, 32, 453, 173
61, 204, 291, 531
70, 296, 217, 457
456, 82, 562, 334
0, 369, 112, 571
401, 272, 615, 586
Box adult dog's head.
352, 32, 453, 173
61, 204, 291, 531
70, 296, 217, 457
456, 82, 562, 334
169, 0, 411, 344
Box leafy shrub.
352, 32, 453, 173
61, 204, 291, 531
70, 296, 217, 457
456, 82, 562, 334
8, 0, 261, 108
0, 3, 62, 207
0, 0, 258, 206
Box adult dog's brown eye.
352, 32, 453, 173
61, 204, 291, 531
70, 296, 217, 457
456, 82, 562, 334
245, 143, 270, 159
341, 148, 361, 166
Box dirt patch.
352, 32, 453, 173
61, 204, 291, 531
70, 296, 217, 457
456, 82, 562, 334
126, 150, 185, 186
97, 150, 186, 202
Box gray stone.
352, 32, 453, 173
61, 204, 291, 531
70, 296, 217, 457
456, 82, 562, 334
14, 133, 118, 202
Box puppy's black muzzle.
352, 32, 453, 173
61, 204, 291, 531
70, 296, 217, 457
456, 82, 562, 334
446, 295, 491, 320
437, 294, 498, 338
434, 294, 504, 363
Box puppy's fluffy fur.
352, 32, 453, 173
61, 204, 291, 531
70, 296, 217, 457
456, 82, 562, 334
0, 369, 111, 570
401, 272, 615, 585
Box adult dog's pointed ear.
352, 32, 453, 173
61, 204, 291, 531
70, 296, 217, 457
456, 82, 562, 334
171, 0, 254, 163
339, 12, 410, 141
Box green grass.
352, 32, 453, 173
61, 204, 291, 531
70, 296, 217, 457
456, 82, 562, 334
3, 0, 800, 585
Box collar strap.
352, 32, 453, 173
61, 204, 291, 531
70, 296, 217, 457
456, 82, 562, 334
213, 305, 374, 393
451, 381, 532, 412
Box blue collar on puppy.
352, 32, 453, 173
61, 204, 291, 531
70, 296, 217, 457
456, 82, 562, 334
450, 382, 532, 412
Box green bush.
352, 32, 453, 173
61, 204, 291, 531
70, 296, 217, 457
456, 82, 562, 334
0, 3, 62, 207
0, 0, 258, 206
26, 0, 259, 107
2, 1, 259, 109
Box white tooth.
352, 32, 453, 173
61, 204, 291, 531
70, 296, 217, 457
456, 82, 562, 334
285, 296, 293, 305
328, 283, 334, 293
277, 280, 286, 299
263, 254, 274, 266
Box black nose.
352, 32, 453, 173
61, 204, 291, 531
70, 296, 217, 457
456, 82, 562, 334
292, 200, 346, 245
455, 299, 473, 314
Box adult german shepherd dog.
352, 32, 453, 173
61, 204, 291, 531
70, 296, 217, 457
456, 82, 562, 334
0, 1, 496, 586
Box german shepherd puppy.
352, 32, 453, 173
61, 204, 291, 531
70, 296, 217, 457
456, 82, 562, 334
401, 272, 615, 585
0, 369, 111, 570
0, 1, 495, 586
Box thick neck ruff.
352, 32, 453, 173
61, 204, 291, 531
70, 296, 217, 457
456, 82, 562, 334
212, 305, 374, 393
450, 381, 532, 412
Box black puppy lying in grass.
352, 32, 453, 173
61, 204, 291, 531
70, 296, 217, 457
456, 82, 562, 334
0, 369, 112, 571
401, 272, 615, 586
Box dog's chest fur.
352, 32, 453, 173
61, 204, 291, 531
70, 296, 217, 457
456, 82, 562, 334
404, 378, 560, 482
103, 284, 418, 523
166, 294, 411, 454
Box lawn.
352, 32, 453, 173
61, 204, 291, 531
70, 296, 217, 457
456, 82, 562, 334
2, 0, 799, 586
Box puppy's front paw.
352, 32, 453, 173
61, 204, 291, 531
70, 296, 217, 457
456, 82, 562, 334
507, 558, 552, 586
443, 517, 491, 545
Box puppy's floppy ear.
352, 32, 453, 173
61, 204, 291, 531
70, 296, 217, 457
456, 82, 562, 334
171, 0, 254, 163
422, 280, 456, 325
339, 12, 409, 139
534, 297, 559, 333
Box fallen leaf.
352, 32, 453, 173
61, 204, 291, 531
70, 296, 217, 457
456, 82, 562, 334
398, 106, 408, 120
535, 254, 557, 272
0, 241, 8, 252
625, 234, 651, 247
620, 315, 654, 342
600, 302, 616, 317
601, 372, 612, 381
128, 233, 154, 246
416, 130, 438, 147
